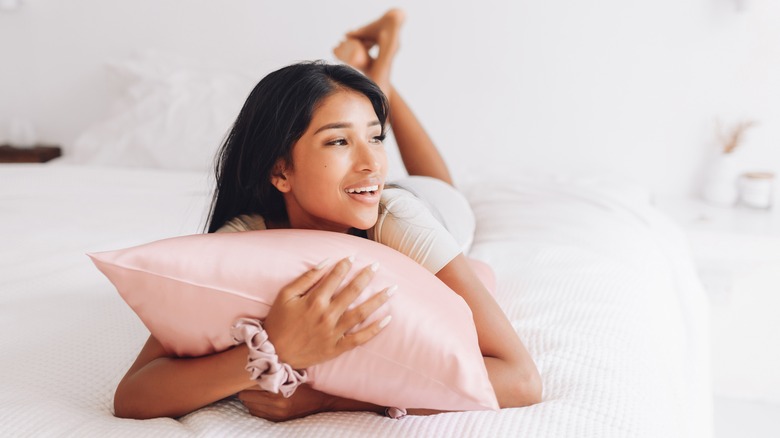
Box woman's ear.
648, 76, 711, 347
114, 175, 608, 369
270, 159, 291, 193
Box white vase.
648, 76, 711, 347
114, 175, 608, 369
8, 117, 37, 149
702, 154, 739, 206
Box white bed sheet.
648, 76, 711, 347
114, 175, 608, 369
0, 164, 712, 437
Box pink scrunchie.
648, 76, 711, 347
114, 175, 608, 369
231, 318, 308, 398
384, 407, 408, 419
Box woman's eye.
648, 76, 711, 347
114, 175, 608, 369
327, 138, 348, 146
370, 134, 386, 145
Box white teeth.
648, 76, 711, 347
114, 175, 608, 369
346, 185, 379, 194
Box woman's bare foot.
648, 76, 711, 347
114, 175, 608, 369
333, 38, 371, 72
333, 8, 405, 98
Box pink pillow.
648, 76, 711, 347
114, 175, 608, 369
89, 229, 499, 411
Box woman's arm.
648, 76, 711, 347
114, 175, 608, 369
119, 344, 387, 421
238, 253, 541, 422
238, 384, 383, 422
436, 254, 542, 407
238, 383, 441, 421
114, 258, 393, 419
387, 87, 453, 185
114, 335, 255, 419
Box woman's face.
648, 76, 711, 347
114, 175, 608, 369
274, 89, 388, 233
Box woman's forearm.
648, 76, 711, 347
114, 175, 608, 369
114, 339, 256, 419
388, 88, 453, 185
436, 255, 542, 407
330, 355, 543, 415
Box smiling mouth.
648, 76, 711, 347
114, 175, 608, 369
345, 185, 380, 196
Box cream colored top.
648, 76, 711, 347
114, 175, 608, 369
216, 187, 462, 274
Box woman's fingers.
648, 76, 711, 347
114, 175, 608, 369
336, 312, 394, 354
305, 256, 354, 305
276, 258, 332, 302
327, 262, 378, 313
315, 260, 393, 337
265, 256, 394, 369
314, 261, 393, 350
336, 284, 395, 333
239, 384, 329, 422
238, 389, 289, 422
238, 387, 276, 406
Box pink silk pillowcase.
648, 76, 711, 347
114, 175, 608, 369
89, 229, 499, 411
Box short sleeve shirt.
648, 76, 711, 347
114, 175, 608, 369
216, 187, 462, 274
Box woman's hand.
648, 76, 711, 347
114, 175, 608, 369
239, 384, 329, 422
263, 256, 394, 370
240, 383, 392, 421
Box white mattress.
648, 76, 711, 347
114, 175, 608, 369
0, 164, 712, 437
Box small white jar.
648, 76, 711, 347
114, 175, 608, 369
738, 172, 775, 210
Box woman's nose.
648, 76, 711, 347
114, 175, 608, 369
354, 141, 382, 172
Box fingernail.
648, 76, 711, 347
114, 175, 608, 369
385, 285, 398, 297
378, 315, 392, 329
370, 262, 380, 272
314, 258, 331, 270
347, 255, 356, 263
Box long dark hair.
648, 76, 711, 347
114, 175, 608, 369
206, 61, 389, 233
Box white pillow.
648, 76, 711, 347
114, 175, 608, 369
70, 51, 256, 170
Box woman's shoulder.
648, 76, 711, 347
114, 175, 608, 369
375, 185, 437, 233
372, 185, 463, 274
215, 214, 268, 233
379, 186, 424, 213
376, 177, 475, 255
380, 176, 461, 216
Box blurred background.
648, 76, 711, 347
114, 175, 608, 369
2, 1, 779, 436
1, 0, 778, 198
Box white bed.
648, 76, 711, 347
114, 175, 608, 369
0, 162, 712, 437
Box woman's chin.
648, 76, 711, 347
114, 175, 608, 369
351, 216, 379, 231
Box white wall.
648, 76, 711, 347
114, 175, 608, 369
1, 0, 778, 197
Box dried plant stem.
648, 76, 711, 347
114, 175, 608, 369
716, 119, 757, 154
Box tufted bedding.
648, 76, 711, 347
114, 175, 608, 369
0, 164, 712, 437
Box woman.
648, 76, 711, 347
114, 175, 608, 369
114, 9, 541, 421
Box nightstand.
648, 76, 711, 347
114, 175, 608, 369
654, 196, 780, 403
0, 144, 62, 163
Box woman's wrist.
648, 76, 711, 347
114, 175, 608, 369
231, 318, 308, 397
261, 318, 308, 370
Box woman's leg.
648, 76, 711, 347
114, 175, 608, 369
334, 9, 454, 186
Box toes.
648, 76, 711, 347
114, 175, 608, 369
333, 38, 371, 71
384, 8, 406, 26
347, 8, 405, 40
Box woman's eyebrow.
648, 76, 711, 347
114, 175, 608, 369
314, 122, 351, 134
314, 120, 381, 135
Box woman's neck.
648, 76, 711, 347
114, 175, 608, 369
266, 218, 366, 238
